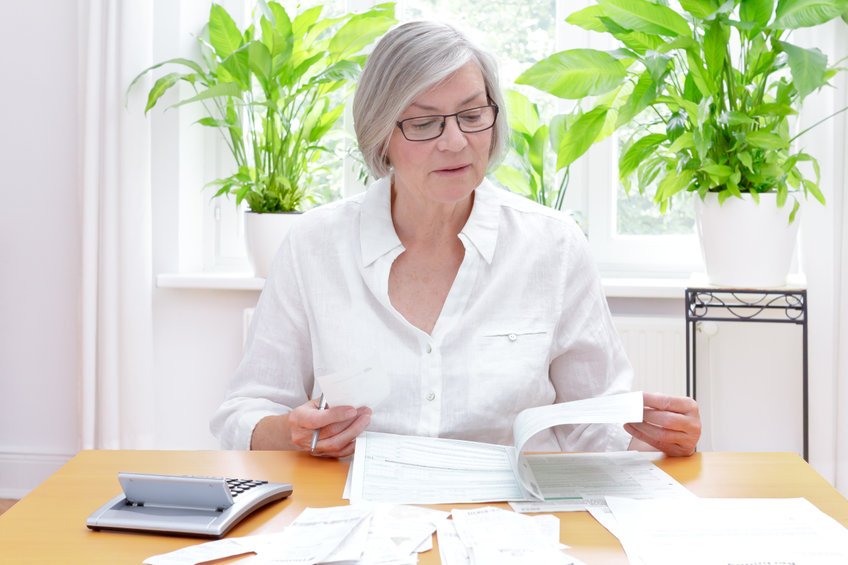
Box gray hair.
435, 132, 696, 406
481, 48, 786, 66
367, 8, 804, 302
353, 21, 508, 179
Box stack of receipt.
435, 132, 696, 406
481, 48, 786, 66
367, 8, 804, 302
143, 504, 448, 565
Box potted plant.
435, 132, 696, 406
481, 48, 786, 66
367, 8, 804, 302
515, 0, 848, 286
131, 1, 396, 276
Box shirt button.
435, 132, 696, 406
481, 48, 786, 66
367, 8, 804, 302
426, 392, 436, 401
508, 333, 517, 342
426, 344, 433, 354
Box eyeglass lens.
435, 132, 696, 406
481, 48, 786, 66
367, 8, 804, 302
398, 105, 497, 141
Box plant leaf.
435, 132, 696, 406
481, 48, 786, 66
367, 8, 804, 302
740, 0, 775, 28
209, 3, 243, 58
565, 5, 610, 32
619, 133, 666, 180
678, 0, 720, 19
746, 130, 789, 149
773, 0, 848, 29
171, 81, 243, 108
778, 40, 828, 99
516, 49, 628, 99
556, 106, 609, 169
597, 0, 692, 37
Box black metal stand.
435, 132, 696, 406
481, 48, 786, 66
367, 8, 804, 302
685, 287, 808, 461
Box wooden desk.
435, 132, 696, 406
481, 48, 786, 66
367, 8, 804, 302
1, 450, 846, 564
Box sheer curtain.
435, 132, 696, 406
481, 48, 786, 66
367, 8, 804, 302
78, 0, 156, 449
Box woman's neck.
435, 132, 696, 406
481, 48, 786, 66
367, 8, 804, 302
390, 182, 474, 247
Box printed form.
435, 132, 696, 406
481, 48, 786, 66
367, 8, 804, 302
347, 392, 644, 504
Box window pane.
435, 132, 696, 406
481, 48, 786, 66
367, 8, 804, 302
403, 0, 556, 84
615, 182, 695, 236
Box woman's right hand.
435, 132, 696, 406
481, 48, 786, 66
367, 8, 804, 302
250, 398, 371, 458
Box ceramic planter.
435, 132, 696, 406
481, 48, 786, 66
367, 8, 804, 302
244, 211, 302, 278
694, 192, 800, 288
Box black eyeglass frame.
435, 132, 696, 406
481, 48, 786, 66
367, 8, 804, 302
395, 104, 499, 142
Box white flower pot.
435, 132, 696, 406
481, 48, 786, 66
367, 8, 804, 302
694, 192, 800, 288
244, 211, 302, 278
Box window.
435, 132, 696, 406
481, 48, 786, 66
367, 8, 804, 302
156, 0, 701, 278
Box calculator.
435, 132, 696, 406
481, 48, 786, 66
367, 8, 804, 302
86, 472, 293, 538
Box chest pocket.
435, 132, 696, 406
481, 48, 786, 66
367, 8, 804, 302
469, 326, 553, 410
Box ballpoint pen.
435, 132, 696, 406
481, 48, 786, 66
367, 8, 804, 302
310, 394, 328, 453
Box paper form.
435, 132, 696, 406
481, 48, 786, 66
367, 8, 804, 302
508, 451, 694, 513
347, 392, 644, 504
349, 432, 525, 504
604, 496, 848, 565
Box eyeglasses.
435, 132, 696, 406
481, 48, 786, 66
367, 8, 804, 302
396, 104, 499, 142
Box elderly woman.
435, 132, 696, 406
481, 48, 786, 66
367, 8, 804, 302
211, 21, 700, 458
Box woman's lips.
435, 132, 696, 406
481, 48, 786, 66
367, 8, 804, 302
434, 164, 470, 175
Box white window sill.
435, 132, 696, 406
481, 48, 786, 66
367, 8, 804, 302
156, 272, 693, 298
157, 272, 264, 291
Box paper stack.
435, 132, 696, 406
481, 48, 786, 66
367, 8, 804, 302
143, 504, 448, 565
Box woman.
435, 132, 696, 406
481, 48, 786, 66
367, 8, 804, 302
211, 21, 700, 458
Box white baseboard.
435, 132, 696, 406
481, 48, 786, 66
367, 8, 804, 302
0, 451, 74, 499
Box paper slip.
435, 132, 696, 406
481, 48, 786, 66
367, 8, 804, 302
143, 538, 254, 565
315, 361, 389, 409
347, 392, 644, 504
440, 507, 583, 565
604, 496, 848, 565
508, 451, 695, 513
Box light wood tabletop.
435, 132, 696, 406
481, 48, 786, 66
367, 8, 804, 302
1, 450, 846, 564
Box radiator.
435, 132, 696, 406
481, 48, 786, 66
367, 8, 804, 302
613, 316, 687, 397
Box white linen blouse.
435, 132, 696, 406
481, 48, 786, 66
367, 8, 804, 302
210, 177, 634, 452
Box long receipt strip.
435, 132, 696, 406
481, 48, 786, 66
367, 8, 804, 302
347, 391, 644, 504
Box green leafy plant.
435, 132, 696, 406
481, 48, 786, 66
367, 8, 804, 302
494, 89, 571, 210
516, 0, 848, 221
130, 1, 396, 213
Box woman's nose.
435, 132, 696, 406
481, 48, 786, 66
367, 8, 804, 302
436, 116, 468, 151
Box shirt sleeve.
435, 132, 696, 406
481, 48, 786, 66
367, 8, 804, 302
548, 222, 634, 452
209, 229, 314, 450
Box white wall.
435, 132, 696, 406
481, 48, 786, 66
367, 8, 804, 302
0, 0, 83, 497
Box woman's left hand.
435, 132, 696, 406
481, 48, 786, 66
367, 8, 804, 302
625, 392, 701, 457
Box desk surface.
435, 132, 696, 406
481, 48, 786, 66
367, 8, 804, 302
1, 450, 846, 564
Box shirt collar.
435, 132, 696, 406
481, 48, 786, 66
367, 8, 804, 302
359, 176, 501, 267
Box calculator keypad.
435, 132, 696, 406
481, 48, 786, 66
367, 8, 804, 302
225, 478, 268, 498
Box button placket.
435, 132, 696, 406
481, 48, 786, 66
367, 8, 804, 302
418, 338, 442, 436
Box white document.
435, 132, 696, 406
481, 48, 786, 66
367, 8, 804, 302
604, 496, 848, 565
348, 392, 644, 504
143, 538, 254, 565
315, 360, 390, 410
449, 507, 581, 565
509, 451, 694, 512
242, 505, 373, 565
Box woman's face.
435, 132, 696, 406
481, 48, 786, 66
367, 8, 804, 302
386, 62, 492, 208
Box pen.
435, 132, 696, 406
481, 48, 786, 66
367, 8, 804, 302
310, 394, 327, 453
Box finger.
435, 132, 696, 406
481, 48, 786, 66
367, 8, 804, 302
625, 422, 697, 457
312, 409, 371, 456
642, 392, 698, 415
642, 407, 699, 433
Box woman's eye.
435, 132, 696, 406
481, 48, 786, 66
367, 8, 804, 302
410, 119, 438, 130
